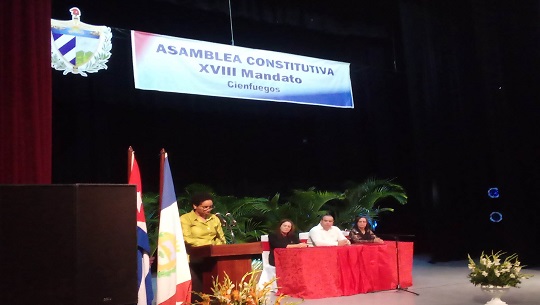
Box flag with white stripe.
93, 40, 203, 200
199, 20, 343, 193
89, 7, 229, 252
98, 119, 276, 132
129, 149, 154, 305
157, 151, 191, 305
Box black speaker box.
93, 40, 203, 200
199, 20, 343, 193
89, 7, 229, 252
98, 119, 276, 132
0, 184, 138, 305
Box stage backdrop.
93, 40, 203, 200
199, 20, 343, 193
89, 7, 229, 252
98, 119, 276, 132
131, 30, 354, 108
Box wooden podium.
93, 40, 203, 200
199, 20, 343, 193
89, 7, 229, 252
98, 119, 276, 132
188, 242, 262, 293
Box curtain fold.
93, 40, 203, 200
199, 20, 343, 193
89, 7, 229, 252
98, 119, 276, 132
0, 0, 52, 183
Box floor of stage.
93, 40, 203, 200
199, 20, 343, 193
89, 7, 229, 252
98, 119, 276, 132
271, 254, 540, 305
152, 254, 540, 304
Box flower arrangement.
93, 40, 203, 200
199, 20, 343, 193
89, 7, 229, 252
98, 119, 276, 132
467, 251, 533, 287
191, 270, 302, 305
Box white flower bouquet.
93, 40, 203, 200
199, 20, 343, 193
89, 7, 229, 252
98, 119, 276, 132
467, 251, 533, 287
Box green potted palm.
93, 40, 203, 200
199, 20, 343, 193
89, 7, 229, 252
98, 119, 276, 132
334, 178, 408, 229
176, 183, 272, 243
272, 188, 343, 232
141, 192, 160, 257
142, 178, 408, 255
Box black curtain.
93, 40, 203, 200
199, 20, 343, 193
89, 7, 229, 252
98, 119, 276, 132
399, 0, 540, 262
50, 0, 540, 263
51, 0, 406, 195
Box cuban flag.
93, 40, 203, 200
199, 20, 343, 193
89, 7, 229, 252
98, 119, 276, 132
129, 151, 154, 305
157, 152, 192, 305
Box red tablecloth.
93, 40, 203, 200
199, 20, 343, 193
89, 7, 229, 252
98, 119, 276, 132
274, 241, 413, 299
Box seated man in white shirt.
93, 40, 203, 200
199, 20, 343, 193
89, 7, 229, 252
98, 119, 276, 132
309, 214, 350, 246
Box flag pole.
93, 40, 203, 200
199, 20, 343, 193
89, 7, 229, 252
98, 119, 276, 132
159, 148, 166, 210
128, 146, 134, 180
129, 146, 155, 305
156, 148, 192, 305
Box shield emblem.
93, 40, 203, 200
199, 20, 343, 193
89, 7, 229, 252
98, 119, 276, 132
51, 7, 112, 76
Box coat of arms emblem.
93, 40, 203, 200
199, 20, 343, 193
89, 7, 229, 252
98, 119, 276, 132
51, 7, 112, 76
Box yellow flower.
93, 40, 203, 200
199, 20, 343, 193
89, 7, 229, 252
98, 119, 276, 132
231, 289, 240, 301
190, 269, 302, 305
274, 294, 288, 305
201, 295, 211, 305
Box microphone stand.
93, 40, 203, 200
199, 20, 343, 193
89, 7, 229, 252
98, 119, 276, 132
377, 233, 419, 296
215, 212, 235, 244
225, 212, 237, 244
215, 213, 228, 227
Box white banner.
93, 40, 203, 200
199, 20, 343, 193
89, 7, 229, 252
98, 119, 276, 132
131, 31, 354, 108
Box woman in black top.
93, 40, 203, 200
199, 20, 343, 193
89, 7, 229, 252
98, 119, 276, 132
268, 219, 308, 266
349, 216, 384, 244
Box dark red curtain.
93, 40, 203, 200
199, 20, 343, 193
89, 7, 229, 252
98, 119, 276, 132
0, 0, 52, 183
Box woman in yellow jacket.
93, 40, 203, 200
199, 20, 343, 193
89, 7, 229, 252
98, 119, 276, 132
180, 192, 226, 247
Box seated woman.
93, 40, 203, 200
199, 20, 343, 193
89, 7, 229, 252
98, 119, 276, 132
259, 219, 308, 292
349, 216, 384, 244
268, 219, 309, 266
180, 192, 226, 247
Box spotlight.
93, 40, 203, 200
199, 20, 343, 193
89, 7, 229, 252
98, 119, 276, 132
489, 211, 503, 223
488, 187, 499, 199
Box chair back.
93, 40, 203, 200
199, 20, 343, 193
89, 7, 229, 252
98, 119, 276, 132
258, 234, 277, 291
299, 232, 309, 244
260, 234, 270, 266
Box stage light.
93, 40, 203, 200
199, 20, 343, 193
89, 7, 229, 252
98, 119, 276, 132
490, 211, 503, 223
488, 187, 499, 198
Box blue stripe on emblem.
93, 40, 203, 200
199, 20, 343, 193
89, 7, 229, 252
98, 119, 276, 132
52, 32, 63, 41
58, 37, 76, 64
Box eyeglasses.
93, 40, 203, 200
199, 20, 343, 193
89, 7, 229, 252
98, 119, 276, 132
199, 205, 214, 210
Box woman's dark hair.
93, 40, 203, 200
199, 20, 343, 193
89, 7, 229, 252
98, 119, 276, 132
275, 219, 296, 235
190, 192, 214, 207
352, 216, 372, 232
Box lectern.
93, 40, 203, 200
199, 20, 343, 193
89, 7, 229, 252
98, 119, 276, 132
188, 242, 263, 293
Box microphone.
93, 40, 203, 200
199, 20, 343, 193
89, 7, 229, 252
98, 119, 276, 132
215, 212, 228, 227
225, 212, 237, 227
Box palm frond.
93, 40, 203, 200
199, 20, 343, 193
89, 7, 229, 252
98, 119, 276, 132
139, 179, 407, 251
345, 178, 407, 210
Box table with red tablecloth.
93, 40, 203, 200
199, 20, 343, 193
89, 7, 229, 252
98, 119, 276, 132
274, 241, 413, 299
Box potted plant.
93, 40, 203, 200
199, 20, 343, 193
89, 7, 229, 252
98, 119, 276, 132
334, 178, 408, 229
190, 270, 301, 305
143, 178, 408, 252
467, 251, 533, 304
